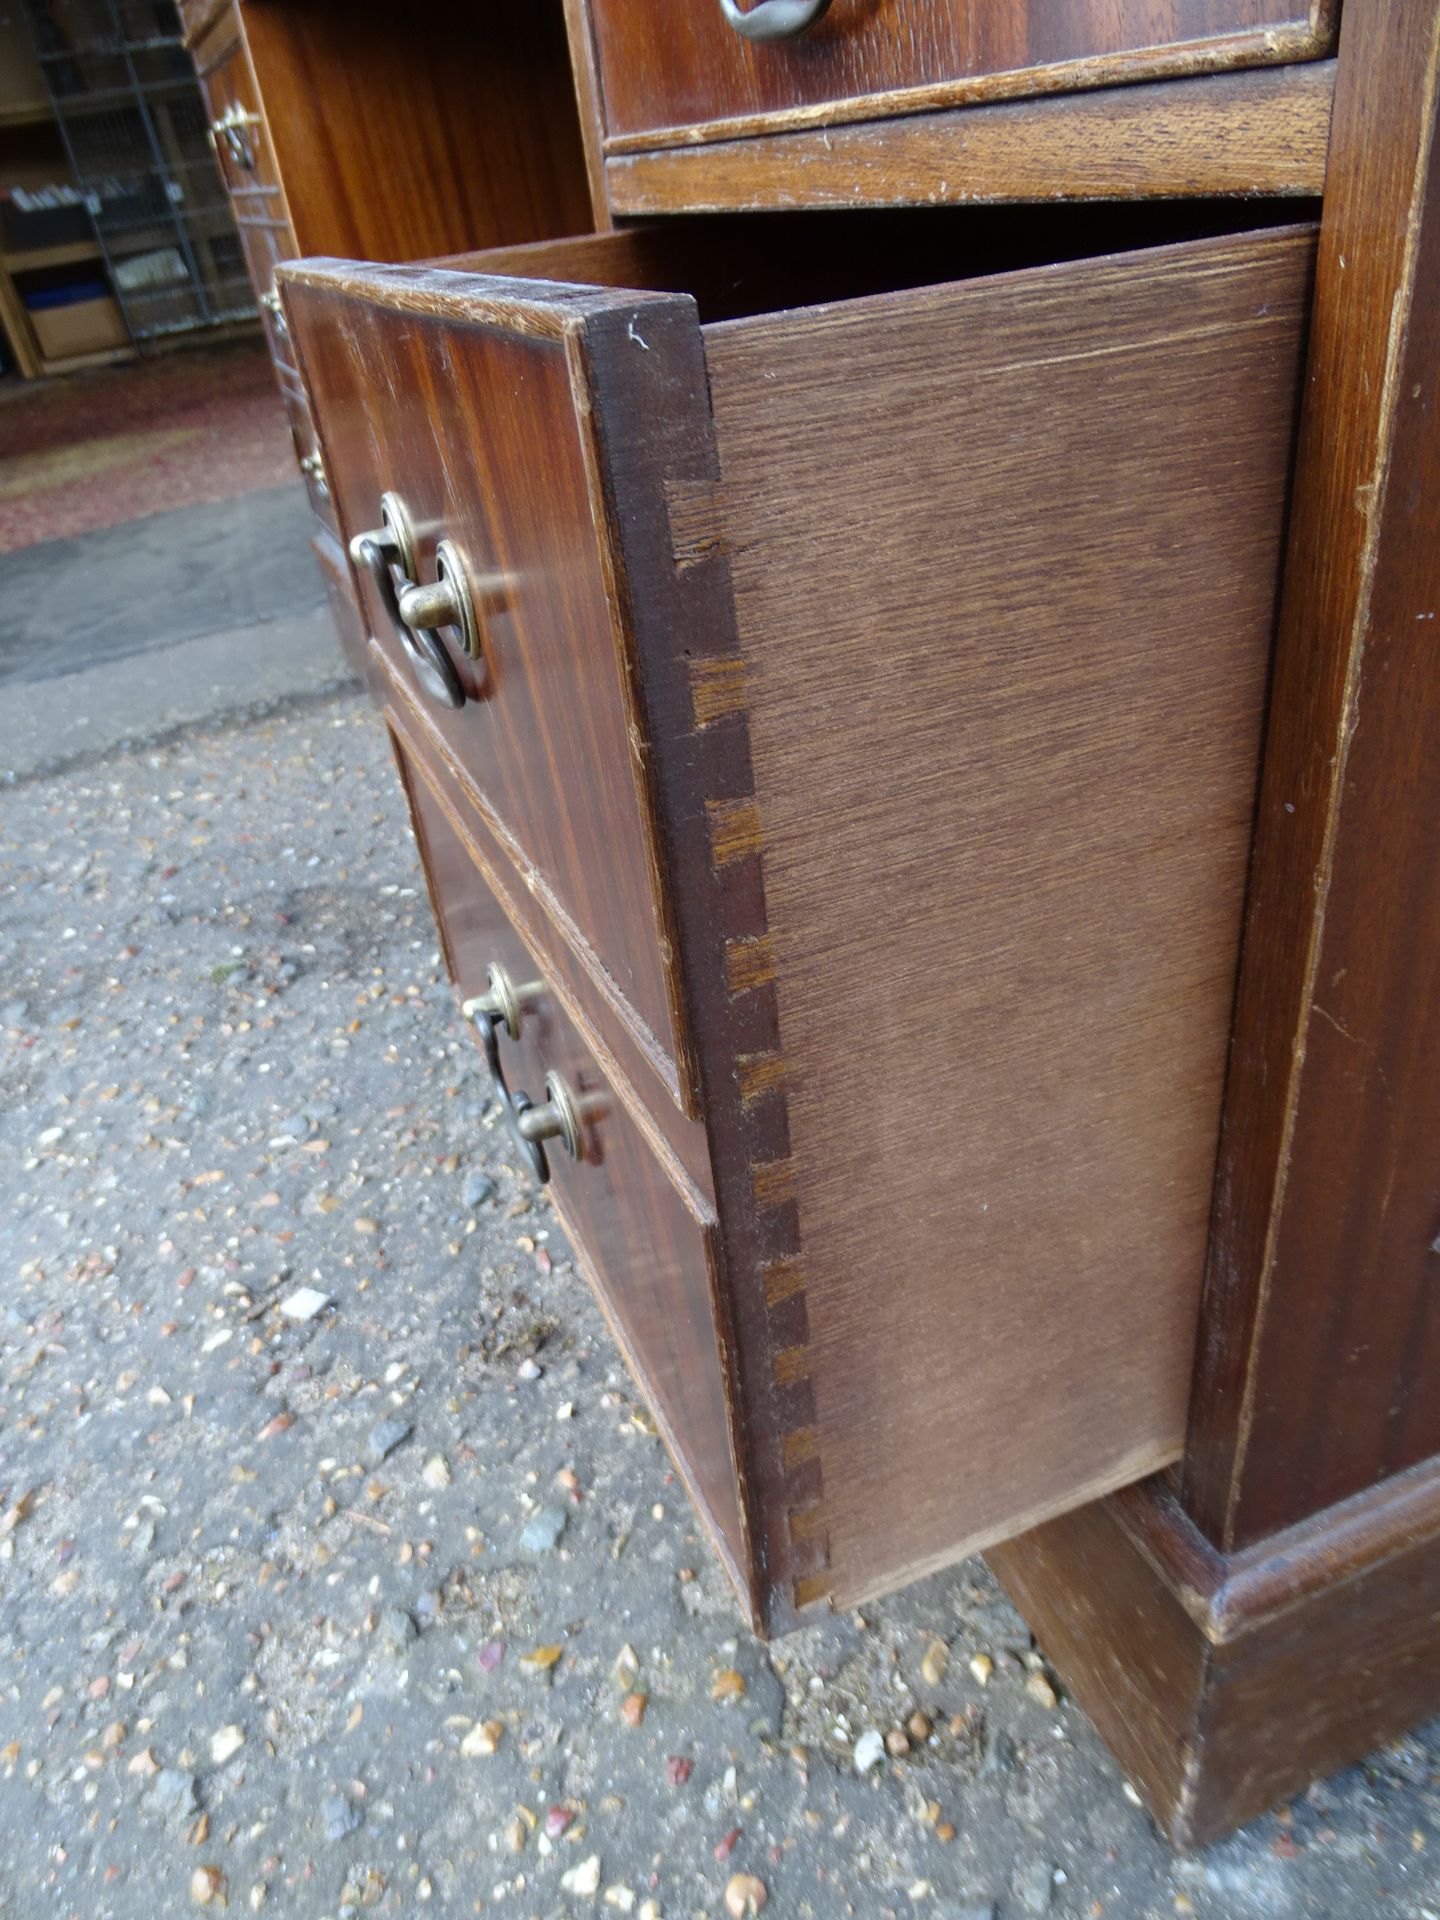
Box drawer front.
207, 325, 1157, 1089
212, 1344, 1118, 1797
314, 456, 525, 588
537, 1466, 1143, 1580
235, 215, 299, 372
274, 368, 336, 533
312, 528, 370, 687
585, 0, 1335, 148
389, 719, 749, 1601
195, 30, 282, 204
281, 269, 694, 1115
383, 655, 713, 1189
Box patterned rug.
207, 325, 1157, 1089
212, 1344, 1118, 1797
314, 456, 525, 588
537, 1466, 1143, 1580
0, 335, 297, 553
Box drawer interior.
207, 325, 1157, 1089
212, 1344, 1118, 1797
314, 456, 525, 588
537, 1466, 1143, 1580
438, 201, 1313, 323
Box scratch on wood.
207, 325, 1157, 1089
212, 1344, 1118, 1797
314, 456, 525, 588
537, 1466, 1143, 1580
667, 475, 731, 570
725, 932, 775, 996
707, 795, 764, 868
690, 654, 748, 729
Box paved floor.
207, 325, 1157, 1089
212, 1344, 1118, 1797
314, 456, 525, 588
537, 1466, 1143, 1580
1, 475, 1439, 1919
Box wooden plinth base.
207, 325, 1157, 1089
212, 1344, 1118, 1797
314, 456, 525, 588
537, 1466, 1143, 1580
987, 1458, 1440, 1845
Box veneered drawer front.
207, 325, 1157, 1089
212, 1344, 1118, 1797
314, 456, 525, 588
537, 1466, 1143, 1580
389, 718, 749, 1603
281, 267, 693, 1117
312, 528, 370, 687
584, 0, 1335, 148
194, 30, 283, 205
383, 658, 713, 1190
274, 367, 336, 534
234, 215, 299, 373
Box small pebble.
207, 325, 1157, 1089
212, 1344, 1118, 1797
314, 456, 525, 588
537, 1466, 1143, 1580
190, 1866, 226, 1907
519, 1506, 567, 1552
367, 1417, 413, 1464
561, 1854, 602, 1897
854, 1729, 886, 1775
321, 1793, 363, 1840
463, 1170, 497, 1209
210, 1725, 245, 1765
279, 1286, 330, 1322
724, 1873, 767, 1916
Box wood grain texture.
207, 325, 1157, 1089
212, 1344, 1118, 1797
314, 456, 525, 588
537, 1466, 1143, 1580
586, 0, 1335, 150
292, 211, 1316, 1627
389, 718, 752, 1605
560, 0, 613, 230
311, 527, 369, 686
237, 0, 591, 261
281, 265, 698, 1122
379, 645, 716, 1202
605, 61, 1334, 215
989, 1454, 1440, 1843
1183, 0, 1440, 1551
559, 290, 828, 1626
703, 226, 1316, 1604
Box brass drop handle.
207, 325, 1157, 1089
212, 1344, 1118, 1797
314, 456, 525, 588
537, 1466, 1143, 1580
718, 0, 831, 40
462, 964, 541, 1043
463, 966, 580, 1183
349, 495, 465, 712
516, 1074, 582, 1160
211, 103, 257, 168
396, 538, 499, 672
299, 450, 328, 496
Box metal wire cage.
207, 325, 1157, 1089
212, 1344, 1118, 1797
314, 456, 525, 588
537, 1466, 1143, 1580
20, 0, 254, 339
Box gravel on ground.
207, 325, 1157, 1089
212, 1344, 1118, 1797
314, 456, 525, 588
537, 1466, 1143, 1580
2, 696, 1437, 1919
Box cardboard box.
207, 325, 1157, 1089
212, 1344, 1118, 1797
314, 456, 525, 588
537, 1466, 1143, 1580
27, 292, 129, 361
0, 18, 50, 123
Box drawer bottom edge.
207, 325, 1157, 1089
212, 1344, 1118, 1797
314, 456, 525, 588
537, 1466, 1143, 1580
825, 1435, 1184, 1617
552, 1189, 760, 1632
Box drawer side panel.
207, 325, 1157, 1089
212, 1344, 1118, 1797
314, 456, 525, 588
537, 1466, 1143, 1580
703, 227, 1316, 1604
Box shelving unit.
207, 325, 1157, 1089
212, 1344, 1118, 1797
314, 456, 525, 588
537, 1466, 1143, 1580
0, 0, 252, 377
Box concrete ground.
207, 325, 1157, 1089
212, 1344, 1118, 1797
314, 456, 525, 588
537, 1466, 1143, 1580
2, 482, 1439, 1920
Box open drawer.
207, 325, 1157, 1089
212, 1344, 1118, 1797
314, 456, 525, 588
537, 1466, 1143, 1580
281, 207, 1314, 1631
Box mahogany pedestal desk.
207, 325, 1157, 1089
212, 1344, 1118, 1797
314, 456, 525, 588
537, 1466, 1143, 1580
275, 0, 1440, 1844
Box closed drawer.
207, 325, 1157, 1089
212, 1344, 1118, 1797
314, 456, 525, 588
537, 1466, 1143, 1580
581, 0, 1336, 149
234, 214, 299, 372
195, 28, 283, 205
286, 208, 1315, 1630
383, 648, 713, 1186
274, 367, 336, 534
389, 715, 750, 1600
312, 527, 369, 687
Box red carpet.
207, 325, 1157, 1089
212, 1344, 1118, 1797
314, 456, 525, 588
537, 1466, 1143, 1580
0, 335, 297, 554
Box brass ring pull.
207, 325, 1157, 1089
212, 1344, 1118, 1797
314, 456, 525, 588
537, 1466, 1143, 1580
718, 0, 831, 40
350, 497, 465, 711
462, 964, 541, 1043
464, 973, 580, 1184
211, 103, 257, 168
397, 538, 497, 681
